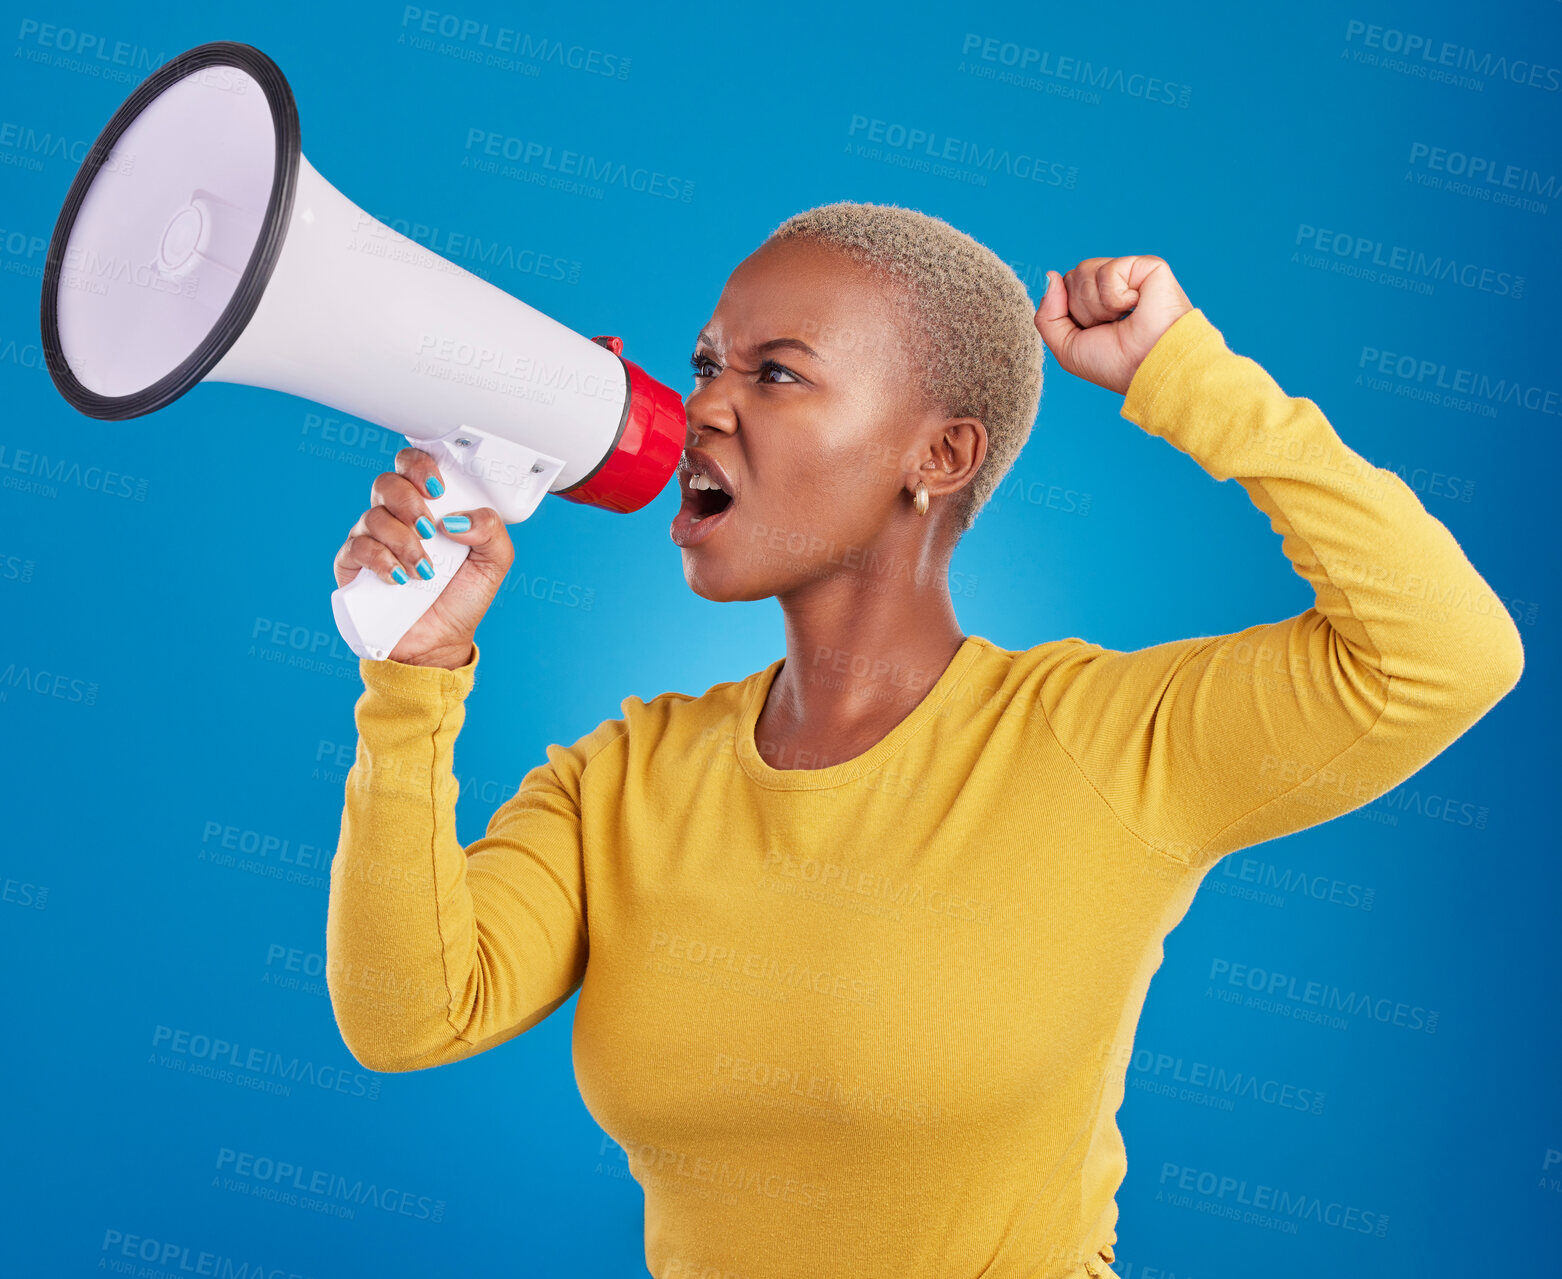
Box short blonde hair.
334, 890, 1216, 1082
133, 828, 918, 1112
766, 201, 1044, 534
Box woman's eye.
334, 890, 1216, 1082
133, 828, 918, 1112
687, 354, 799, 383
758, 360, 798, 384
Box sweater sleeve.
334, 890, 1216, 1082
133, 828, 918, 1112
326, 641, 623, 1073
1035, 308, 1524, 872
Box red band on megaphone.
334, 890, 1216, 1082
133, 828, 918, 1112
557, 347, 685, 514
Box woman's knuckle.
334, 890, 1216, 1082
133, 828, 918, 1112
370, 470, 403, 506
363, 506, 395, 539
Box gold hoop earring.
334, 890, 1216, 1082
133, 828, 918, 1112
913, 481, 929, 516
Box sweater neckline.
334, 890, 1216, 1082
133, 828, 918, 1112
735, 635, 987, 790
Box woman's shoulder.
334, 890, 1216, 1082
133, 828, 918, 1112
938, 633, 1110, 719
556, 659, 780, 763
961, 632, 1106, 680
628, 659, 780, 720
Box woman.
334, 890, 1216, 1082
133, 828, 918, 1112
326, 203, 1523, 1279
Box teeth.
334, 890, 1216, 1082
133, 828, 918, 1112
688, 472, 727, 494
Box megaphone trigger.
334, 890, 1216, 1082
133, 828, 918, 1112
330, 425, 566, 661
396, 424, 561, 522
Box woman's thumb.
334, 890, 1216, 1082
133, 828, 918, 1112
1034, 271, 1077, 370
437, 507, 513, 570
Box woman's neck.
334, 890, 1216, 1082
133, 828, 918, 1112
754, 577, 967, 771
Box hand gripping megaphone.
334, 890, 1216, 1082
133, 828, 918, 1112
38, 41, 685, 660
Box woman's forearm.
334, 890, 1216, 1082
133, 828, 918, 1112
326, 651, 490, 1072
326, 642, 598, 1074
1034, 308, 1522, 868
1123, 308, 1524, 706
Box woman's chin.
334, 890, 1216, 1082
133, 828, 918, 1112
681, 561, 741, 603
680, 556, 773, 604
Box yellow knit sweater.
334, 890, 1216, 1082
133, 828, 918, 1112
326, 308, 1523, 1279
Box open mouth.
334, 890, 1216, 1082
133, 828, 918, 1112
685, 471, 734, 521
670, 460, 737, 548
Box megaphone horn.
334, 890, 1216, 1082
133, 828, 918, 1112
40, 41, 686, 661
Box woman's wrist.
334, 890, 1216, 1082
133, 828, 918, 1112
407, 642, 475, 671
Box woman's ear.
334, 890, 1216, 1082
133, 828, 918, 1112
920, 417, 987, 499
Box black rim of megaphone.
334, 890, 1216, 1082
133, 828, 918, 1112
39, 41, 301, 420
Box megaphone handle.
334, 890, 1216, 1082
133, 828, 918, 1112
329, 457, 488, 662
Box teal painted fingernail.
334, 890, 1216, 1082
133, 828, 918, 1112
425, 476, 443, 498
416, 516, 435, 539
391, 565, 408, 585
441, 515, 470, 534
416, 558, 435, 580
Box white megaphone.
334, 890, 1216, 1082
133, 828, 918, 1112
39, 41, 686, 661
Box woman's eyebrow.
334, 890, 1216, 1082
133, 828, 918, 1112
757, 337, 824, 361
694, 332, 826, 362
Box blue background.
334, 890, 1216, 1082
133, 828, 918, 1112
2, 1, 1557, 1275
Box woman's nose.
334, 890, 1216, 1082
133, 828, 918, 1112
684, 382, 738, 437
